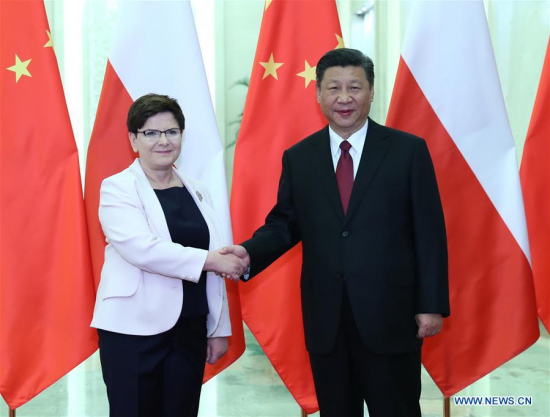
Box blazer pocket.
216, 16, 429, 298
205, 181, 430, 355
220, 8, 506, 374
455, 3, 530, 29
100, 248, 142, 299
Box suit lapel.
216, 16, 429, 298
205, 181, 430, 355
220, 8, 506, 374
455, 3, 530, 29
310, 127, 346, 220
345, 119, 391, 223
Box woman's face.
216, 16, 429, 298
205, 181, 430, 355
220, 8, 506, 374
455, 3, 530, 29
129, 111, 182, 172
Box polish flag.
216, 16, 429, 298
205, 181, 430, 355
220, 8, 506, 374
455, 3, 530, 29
84, 0, 244, 380
386, 0, 540, 396
521, 38, 550, 333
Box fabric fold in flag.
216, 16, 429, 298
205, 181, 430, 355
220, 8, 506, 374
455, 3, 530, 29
231, 0, 342, 413
386, 0, 539, 397
0, 0, 97, 409
521, 38, 550, 333
84, 0, 244, 381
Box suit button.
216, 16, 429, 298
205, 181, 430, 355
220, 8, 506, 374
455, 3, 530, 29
342, 231, 349, 237
337, 274, 345, 280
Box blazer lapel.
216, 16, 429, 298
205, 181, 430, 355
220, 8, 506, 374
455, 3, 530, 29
129, 159, 172, 240
345, 119, 391, 223
310, 127, 346, 220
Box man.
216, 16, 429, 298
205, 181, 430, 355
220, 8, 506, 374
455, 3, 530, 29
224, 48, 449, 417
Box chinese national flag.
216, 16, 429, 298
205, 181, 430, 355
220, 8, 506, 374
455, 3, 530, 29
231, 0, 342, 413
386, 0, 539, 396
521, 38, 550, 333
85, 0, 244, 381
0, 0, 97, 409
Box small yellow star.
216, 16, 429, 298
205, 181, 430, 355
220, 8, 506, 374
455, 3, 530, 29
259, 53, 284, 80
335, 34, 345, 49
296, 60, 316, 88
265, 0, 273, 11
44, 30, 53, 48
6, 55, 32, 83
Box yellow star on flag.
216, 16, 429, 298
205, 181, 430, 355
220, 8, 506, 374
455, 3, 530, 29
6, 55, 32, 83
260, 53, 284, 80
335, 34, 345, 49
297, 60, 316, 88
44, 30, 53, 48
265, 0, 273, 10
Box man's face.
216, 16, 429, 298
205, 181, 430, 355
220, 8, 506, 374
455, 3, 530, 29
317, 65, 374, 139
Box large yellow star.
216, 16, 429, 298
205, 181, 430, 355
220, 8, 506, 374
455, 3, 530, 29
296, 60, 316, 88
44, 30, 53, 48
265, 0, 273, 10
6, 55, 32, 83
335, 34, 345, 49
259, 53, 284, 80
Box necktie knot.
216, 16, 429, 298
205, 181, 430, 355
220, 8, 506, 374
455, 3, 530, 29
340, 140, 351, 152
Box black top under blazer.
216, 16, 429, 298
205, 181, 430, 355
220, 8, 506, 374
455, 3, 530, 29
242, 119, 450, 355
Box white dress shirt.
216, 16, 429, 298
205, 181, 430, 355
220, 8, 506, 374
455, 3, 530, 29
328, 120, 369, 179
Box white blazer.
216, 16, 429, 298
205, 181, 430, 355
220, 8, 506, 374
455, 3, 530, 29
91, 159, 231, 338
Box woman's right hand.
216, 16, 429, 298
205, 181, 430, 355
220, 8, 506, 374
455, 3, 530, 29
204, 250, 248, 281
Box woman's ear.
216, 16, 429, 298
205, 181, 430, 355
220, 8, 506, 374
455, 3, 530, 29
129, 132, 138, 152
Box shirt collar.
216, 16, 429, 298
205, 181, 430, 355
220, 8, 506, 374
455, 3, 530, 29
329, 119, 369, 158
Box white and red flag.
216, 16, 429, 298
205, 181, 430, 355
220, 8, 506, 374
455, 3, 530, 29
386, 0, 540, 396
84, 0, 244, 380
521, 38, 550, 333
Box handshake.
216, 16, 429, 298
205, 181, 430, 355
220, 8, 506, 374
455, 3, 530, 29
204, 245, 250, 282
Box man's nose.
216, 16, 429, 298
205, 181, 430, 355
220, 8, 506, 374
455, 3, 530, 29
337, 91, 352, 102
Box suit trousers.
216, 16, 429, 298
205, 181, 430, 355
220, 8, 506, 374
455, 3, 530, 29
97, 313, 207, 417
308, 287, 422, 417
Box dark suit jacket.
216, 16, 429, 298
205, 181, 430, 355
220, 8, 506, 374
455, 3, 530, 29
242, 119, 449, 355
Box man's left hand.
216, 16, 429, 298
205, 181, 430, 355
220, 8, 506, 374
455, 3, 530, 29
415, 313, 443, 338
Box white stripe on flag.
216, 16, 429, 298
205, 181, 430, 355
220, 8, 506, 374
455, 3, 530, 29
402, 0, 529, 261
110, 0, 232, 244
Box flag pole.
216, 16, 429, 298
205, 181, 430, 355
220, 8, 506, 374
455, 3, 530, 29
9, 408, 16, 417
444, 396, 451, 417
301, 409, 307, 417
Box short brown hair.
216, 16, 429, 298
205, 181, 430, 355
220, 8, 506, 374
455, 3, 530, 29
127, 94, 185, 133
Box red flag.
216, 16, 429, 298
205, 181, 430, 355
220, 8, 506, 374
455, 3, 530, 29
84, 0, 244, 381
521, 38, 550, 333
231, 0, 342, 412
0, 0, 97, 409
386, 0, 539, 396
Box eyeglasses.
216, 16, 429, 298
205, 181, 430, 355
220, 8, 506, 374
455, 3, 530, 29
137, 129, 182, 141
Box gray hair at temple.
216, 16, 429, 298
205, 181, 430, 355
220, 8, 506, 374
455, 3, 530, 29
316, 48, 375, 89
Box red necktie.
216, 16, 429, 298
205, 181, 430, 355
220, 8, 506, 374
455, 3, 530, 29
336, 140, 353, 215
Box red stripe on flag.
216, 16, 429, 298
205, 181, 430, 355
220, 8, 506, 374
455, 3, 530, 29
387, 59, 539, 396
521, 38, 550, 332
85, 60, 135, 288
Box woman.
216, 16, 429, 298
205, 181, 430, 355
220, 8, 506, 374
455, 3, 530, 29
91, 94, 246, 417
